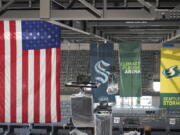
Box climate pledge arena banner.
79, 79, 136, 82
90, 43, 115, 103
160, 48, 180, 108
119, 41, 142, 97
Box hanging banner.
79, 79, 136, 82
160, 48, 180, 108
119, 41, 142, 97
90, 43, 116, 103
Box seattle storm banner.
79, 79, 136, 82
119, 41, 142, 97
160, 48, 180, 108
90, 43, 116, 103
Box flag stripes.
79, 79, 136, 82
0, 21, 5, 122
0, 20, 61, 123
34, 50, 40, 123
10, 21, 17, 123
16, 20, 23, 123
45, 49, 52, 123
56, 48, 61, 121
4, 21, 11, 123
28, 50, 34, 123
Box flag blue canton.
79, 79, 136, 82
22, 21, 61, 50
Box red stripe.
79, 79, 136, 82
0, 21, 5, 122
45, 49, 51, 123
22, 50, 28, 123
10, 21, 17, 122
56, 48, 61, 121
34, 50, 40, 123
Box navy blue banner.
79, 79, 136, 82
90, 43, 116, 103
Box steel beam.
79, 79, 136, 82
49, 21, 108, 41
49, 21, 91, 35
52, 0, 66, 8
78, 0, 102, 17
114, 36, 164, 39
137, 0, 155, 10
174, 4, 180, 10
96, 27, 178, 31
0, 0, 15, 14
107, 34, 167, 37
66, 0, 77, 9
87, 21, 180, 27
62, 36, 97, 39
40, 0, 51, 19
0, 9, 154, 20
137, 0, 156, 17
162, 29, 180, 43
155, 9, 180, 20
104, 31, 171, 34
53, 1, 179, 8
100, 29, 175, 33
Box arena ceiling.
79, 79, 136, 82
0, 0, 180, 44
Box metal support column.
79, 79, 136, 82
124, 0, 127, 8
0, 0, 2, 8
40, 0, 51, 19
28, 0, 32, 8
103, 0, 107, 18
92, 0, 96, 6
156, 0, 159, 8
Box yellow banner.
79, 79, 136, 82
160, 48, 180, 108
160, 48, 180, 93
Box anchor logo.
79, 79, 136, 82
94, 60, 110, 84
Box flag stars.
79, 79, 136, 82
37, 32, 40, 36
48, 35, 51, 39
29, 32, 33, 36
22, 21, 60, 50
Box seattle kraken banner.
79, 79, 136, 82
160, 48, 180, 108
90, 43, 116, 103
119, 41, 142, 97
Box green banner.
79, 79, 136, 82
119, 41, 142, 97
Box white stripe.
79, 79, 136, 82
28, 50, 34, 123
4, 21, 11, 122
16, 21, 22, 123
51, 48, 57, 122
40, 50, 46, 123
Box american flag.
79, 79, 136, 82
0, 20, 61, 123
